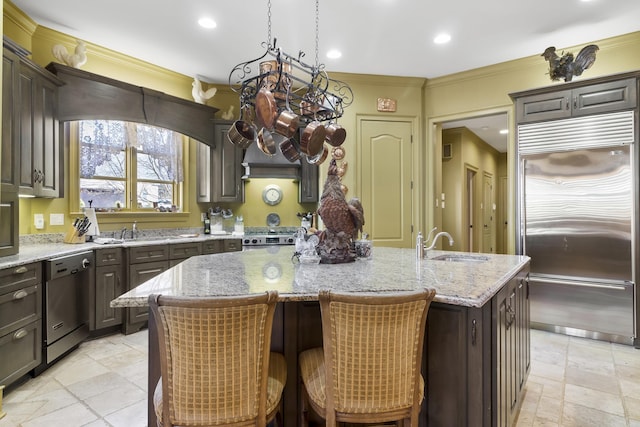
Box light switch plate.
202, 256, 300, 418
50, 213, 65, 226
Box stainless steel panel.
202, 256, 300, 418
522, 145, 633, 281
530, 274, 634, 338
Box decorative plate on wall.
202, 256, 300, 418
266, 213, 281, 227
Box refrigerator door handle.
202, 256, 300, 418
535, 276, 633, 291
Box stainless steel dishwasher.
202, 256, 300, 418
37, 251, 93, 372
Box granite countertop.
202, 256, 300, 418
0, 233, 242, 270
111, 247, 530, 308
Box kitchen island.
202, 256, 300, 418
112, 246, 530, 426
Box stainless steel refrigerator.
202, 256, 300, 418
517, 111, 637, 345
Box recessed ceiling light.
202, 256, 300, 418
433, 33, 451, 44
327, 49, 342, 59
499, 129, 508, 135
198, 17, 217, 29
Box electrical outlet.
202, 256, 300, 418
34, 214, 45, 229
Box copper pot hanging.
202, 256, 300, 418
324, 123, 346, 146
300, 121, 326, 156
227, 120, 256, 149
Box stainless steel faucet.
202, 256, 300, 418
425, 231, 454, 253
120, 227, 127, 240
132, 221, 138, 240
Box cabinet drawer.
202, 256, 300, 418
128, 245, 168, 264
202, 239, 223, 254
0, 262, 41, 295
169, 242, 202, 260
95, 247, 123, 267
0, 320, 41, 386
0, 284, 41, 337
224, 239, 242, 252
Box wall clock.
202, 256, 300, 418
262, 184, 283, 205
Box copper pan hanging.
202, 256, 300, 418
254, 87, 278, 130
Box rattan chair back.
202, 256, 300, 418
149, 291, 280, 427
318, 288, 436, 426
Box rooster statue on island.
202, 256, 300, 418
316, 159, 365, 264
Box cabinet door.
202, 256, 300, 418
17, 63, 61, 197
125, 260, 168, 333
94, 265, 124, 330
212, 121, 244, 202
516, 89, 572, 123
572, 78, 637, 116
18, 64, 36, 195
299, 158, 319, 203
494, 278, 519, 427
34, 77, 61, 197
1, 49, 19, 193
196, 141, 211, 202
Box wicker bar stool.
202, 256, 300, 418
149, 291, 286, 427
299, 288, 436, 426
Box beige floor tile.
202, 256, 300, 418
530, 359, 566, 382
626, 395, 640, 421
561, 401, 627, 427
565, 365, 620, 395
620, 377, 640, 399
103, 399, 148, 427
83, 383, 146, 417
20, 402, 98, 427
564, 383, 625, 417
534, 395, 561, 423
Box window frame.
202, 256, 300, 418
68, 120, 190, 222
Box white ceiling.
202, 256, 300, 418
11, 0, 640, 152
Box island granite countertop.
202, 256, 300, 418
111, 246, 530, 308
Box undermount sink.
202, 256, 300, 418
430, 254, 489, 263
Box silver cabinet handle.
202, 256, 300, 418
13, 329, 28, 340
14, 266, 28, 274
13, 290, 28, 300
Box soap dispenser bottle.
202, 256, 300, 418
203, 213, 211, 234
416, 231, 424, 259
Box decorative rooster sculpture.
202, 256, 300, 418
52, 40, 87, 68
191, 77, 217, 104
316, 159, 365, 263
542, 44, 599, 82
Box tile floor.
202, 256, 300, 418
0, 329, 639, 426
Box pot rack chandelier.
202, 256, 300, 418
227, 0, 353, 163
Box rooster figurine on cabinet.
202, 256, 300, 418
52, 40, 87, 68
542, 44, 599, 82
191, 77, 217, 104
316, 159, 365, 263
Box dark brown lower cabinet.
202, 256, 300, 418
92, 247, 125, 331
277, 265, 530, 427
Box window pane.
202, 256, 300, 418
137, 152, 173, 181
80, 178, 126, 209
137, 182, 173, 210
79, 121, 127, 179
136, 125, 180, 181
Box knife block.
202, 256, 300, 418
64, 226, 86, 244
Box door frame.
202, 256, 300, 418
356, 114, 421, 246
428, 107, 517, 254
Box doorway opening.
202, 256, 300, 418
437, 111, 509, 254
